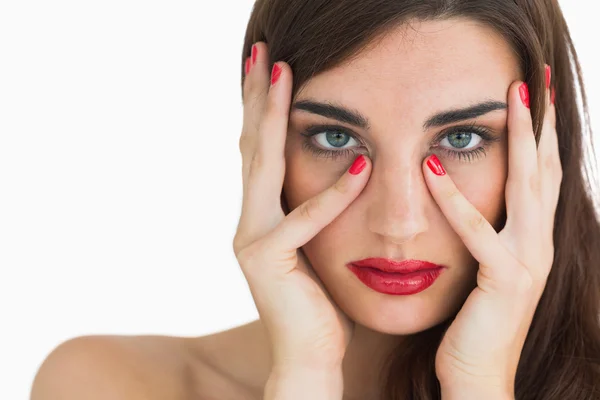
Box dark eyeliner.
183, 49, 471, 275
300, 122, 500, 163
431, 121, 501, 163
299, 124, 363, 161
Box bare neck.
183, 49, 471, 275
191, 319, 403, 400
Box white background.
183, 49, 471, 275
1, 1, 598, 399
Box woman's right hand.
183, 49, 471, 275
232, 42, 372, 371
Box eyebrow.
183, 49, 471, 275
291, 99, 507, 130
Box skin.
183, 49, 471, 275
32, 17, 531, 400
284, 17, 514, 333
282, 17, 517, 397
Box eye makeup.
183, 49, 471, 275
299, 122, 502, 163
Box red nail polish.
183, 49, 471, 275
245, 57, 251, 75
251, 44, 258, 65
349, 155, 366, 175
545, 65, 551, 89
519, 82, 530, 108
427, 155, 446, 176
271, 64, 282, 86
551, 87, 556, 105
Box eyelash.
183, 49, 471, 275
300, 123, 500, 163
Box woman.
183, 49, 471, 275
31, 0, 600, 399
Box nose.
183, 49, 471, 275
365, 159, 429, 245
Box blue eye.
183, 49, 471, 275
434, 125, 496, 162
300, 123, 500, 163
313, 129, 359, 150
300, 125, 360, 161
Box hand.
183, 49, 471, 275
424, 69, 561, 392
233, 42, 372, 370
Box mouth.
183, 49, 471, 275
346, 258, 446, 295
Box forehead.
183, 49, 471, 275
295, 17, 521, 127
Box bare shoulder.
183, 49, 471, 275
31, 335, 194, 399
188, 321, 272, 400
31, 329, 266, 400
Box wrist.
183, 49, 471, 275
264, 364, 344, 400
440, 381, 514, 400
439, 372, 515, 399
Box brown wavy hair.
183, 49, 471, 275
240, 1, 600, 398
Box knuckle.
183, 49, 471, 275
245, 76, 261, 97
232, 241, 241, 258
332, 175, 350, 195
232, 234, 246, 257
300, 196, 321, 221
235, 241, 263, 271
250, 150, 265, 171
443, 187, 460, 201
529, 173, 540, 194
467, 213, 486, 232
515, 270, 535, 294
239, 132, 252, 153
543, 154, 555, 170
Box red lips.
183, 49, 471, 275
349, 258, 442, 273
346, 258, 446, 295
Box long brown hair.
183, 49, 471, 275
240, 1, 600, 398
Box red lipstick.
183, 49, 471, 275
347, 258, 445, 295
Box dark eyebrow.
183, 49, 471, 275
292, 100, 371, 130
422, 100, 507, 129
291, 99, 507, 131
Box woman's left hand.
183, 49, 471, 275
425, 68, 561, 396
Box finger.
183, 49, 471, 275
537, 65, 561, 231
241, 42, 271, 185
537, 65, 557, 161
422, 155, 519, 289
536, 66, 561, 274
505, 80, 541, 238
267, 155, 371, 252
239, 61, 293, 243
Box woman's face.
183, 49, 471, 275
283, 18, 521, 334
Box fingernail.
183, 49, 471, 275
245, 57, 251, 75
551, 87, 556, 105
519, 82, 530, 108
427, 155, 446, 176
251, 44, 258, 65
271, 63, 282, 86
545, 65, 551, 89
349, 155, 366, 175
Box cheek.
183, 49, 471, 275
282, 150, 346, 210
451, 157, 508, 227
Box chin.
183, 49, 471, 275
323, 269, 467, 336
343, 292, 456, 335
